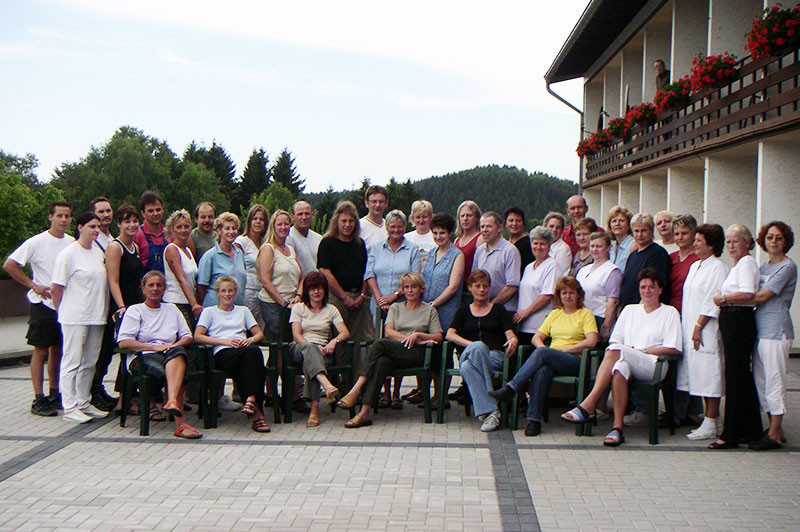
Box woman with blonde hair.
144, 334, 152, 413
454, 200, 483, 301
257, 209, 302, 341
163, 209, 202, 329
404, 200, 436, 266
197, 212, 247, 307
606, 205, 636, 270
235, 204, 268, 330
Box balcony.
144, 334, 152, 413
583, 49, 800, 185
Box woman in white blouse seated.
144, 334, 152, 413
117, 271, 200, 439
513, 226, 558, 345
194, 275, 270, 433
289, 271, 350, 427
677, 224, 728, 441
561, 268, 682, 447
576, 232, 621, 341
708, 224, 764, 449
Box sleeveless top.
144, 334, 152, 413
114, 238, 144, 307
455, 233, 480, 283
258, 243, 301, 303
576, 259, 620, 318
163, 243, 198, 305
422, 244, 463, 331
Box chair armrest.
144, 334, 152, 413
656, 353, 681, 362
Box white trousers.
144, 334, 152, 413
60, 324, 104, 412
753, 336, 792, 415
609, 344, 667, 383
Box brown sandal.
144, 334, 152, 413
306, 412, 320, 428
251, 418, 271, 433
324, 386, 340, 405
344, 414, 373, 429
241, 399, 258, 417
336, 395, 356, 409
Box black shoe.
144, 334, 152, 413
48, 393, 63, 410
749, 434, 782, 451
448, 384, 467, 400
91, 390, 117, 412
488, 385, 515, 402
524, 421, 541, 437
264, 396, 274, 407
31, 397, 58, 417
292, 398, 310, 414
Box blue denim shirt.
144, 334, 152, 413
364, 238, 422, 296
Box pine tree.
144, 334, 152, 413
271, 148, 305, 198
235, 148, 271, 212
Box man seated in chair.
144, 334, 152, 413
560, 268, 681, 447
117, 271, 201, 439
337, 272, 442, 428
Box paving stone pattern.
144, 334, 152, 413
0, 358, 798, 531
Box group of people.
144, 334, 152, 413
4, 186, 796, 449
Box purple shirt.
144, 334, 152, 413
472, 237, 521, 311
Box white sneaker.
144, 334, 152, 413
80, 405, 109, 419
480, 413, 501, 432
63, 409, 92, 424
622, 411, 649, 427
218, 395, 242, 412
686, 425, 718, 440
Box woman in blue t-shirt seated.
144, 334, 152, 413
194, 275, 270, 433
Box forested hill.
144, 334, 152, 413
413, 165, 578, 224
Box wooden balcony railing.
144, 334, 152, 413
584, 49, 800, 185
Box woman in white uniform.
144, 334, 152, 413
678, 224, 728, 440
513, 226, 557, 345
51, 212, 110, 423
576, 232, 621, 341
561, 268, 682, 447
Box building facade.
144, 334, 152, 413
547, 0, 800, 347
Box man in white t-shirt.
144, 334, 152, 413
90, 196, 114, 252
286, 200, 322, 275
359, 185, 388, 251
3, 201, 74, 416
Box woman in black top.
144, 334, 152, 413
619, 213, 671, 308
105, 204, 145, 413
446, 269, 518, 433
317, 200, 373, 344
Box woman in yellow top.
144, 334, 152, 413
489, 276, 597, 436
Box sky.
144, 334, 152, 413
0, 0, 587, 193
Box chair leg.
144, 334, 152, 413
282, 369, 294, 424
436, 384, 446, 424
139, 378, 152, 437
648, 387, 659, 445
421, 373, 432, 424
120, 372, 132, 428
271, 373, 282, 424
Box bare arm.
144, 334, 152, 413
599, 297, 619, 339
641, 346, 681, 357
446, 327, 472, 348
4, 259, 50, 299
321, 321, 351, 355
513, 294, 552, 324
714, 291, 755, 306
561, 332, 598, 354
431, 253, 465, 308
532, 331, 548, 348
105, 242, 126, 313
257, 245, 287, 305
165, 245, 203, 317
50, 284, 64, 312
492, 285, 518, 307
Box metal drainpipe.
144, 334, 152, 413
546, 81, 584, 187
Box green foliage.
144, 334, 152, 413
272, 148, 305, 197
412, 165, 578, 222
50, 126, 229, 214
183, 141, 238, 212
385, 177, 420, 215
250, 182, 293, 215
235, 148, 271, 213
0, 152, 66, 269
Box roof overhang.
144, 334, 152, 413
545, 0, 667, 84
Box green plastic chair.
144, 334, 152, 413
629, 354, 680, 444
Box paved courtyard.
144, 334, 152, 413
0, 357, 798, 532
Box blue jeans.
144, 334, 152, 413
459, 342, 504, 417
508, 347, 580, 422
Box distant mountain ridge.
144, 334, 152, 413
412, 165, 578, 225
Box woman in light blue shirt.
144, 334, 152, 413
364, 209, 421, 408
197, 212, 248, 307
